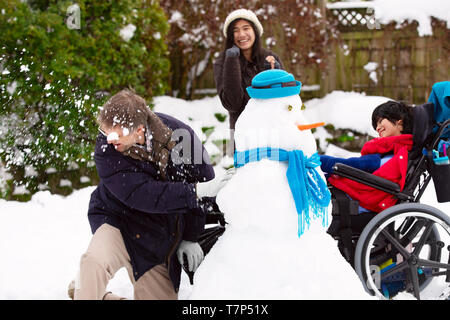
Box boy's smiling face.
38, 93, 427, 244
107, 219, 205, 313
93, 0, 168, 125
100, 125, 145, 152
375, 118, 403, 138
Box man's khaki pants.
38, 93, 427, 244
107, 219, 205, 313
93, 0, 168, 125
74, 223, 177, 300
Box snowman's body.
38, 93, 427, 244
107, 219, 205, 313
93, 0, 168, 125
220, 95, 320, 236
189, 73, 371, 299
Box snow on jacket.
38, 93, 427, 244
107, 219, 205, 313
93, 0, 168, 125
87, 112, 215, 292
326, 134, 413, 213
213, 48, 283, 129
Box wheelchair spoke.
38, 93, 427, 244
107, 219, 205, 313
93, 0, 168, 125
431, 270, 450, 277
399, 219, 426, 247
381, 229, 411, 260
397, 217, 415, 236
412, 220, 434, 255
408, 265, 421, 300
380, 260, 408, 281
418, 259, 450, 270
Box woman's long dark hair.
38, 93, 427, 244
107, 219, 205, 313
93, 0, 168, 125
225, 19, 264, 65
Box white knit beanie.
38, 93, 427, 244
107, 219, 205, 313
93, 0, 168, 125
222, 9, 264, 38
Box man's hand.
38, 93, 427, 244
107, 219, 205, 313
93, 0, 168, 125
177, 240, 204, 272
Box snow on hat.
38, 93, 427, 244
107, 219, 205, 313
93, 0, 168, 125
223, 9, 264, 38
246, 69, 302, 99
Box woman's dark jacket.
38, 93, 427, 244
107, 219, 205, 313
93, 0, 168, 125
87, 112, 215, 292
214, 48, 283, 129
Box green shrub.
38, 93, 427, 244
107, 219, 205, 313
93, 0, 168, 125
0, 0, 170, 199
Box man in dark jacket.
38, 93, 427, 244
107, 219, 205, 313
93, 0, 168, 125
73, 89, 216, 300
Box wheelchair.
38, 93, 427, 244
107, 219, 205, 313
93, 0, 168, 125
326, 102, 450, 300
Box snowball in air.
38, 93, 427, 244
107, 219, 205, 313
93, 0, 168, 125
107, 132, 119, 142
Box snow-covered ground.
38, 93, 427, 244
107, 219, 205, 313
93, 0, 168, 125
0, 178, 447, 300
0, 91, 449, 300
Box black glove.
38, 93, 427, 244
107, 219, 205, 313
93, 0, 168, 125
225, 45, 240, 57
264, 59, 281, 70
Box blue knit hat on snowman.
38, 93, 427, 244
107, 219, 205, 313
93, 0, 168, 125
246, 69, 302, 99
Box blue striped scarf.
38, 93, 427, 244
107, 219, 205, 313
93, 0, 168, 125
234, 147, 331, 237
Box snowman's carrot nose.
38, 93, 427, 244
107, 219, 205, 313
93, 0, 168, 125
297, 122, 325, 131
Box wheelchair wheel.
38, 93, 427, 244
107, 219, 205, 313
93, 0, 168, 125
354, 203, 450, 300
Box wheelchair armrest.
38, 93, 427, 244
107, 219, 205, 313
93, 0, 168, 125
332, 163, 401, 193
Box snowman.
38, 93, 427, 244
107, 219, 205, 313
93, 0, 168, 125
189, 70, 371, 299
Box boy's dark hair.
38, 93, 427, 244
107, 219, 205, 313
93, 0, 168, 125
225, 19, 263, 65
97, 89, 148, 131
371, 100, 414, 134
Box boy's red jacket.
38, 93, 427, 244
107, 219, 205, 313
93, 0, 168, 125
328, 134, 413, 213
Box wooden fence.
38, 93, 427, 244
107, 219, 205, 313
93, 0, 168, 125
325, 4, 449, 104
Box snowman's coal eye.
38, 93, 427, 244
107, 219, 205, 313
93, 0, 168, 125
287, 104, 293, 111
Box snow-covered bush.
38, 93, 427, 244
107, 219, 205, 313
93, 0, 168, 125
0, 0, 170, 200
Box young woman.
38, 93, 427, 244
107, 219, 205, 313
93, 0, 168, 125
214, 9, 284, 132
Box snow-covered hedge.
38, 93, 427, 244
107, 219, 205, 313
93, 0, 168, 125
0, 0, 170, 200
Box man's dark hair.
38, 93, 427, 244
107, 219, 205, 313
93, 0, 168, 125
371, 100, 414, 134
225, 19, 264, 65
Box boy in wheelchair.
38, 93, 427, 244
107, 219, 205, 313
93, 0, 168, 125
321, 100, 414, 212
318, 83, 450, 299
320, 100, 415, 264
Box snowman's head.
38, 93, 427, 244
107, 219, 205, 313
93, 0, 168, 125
234, 70, 319, 155
246, 69, 302, 100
